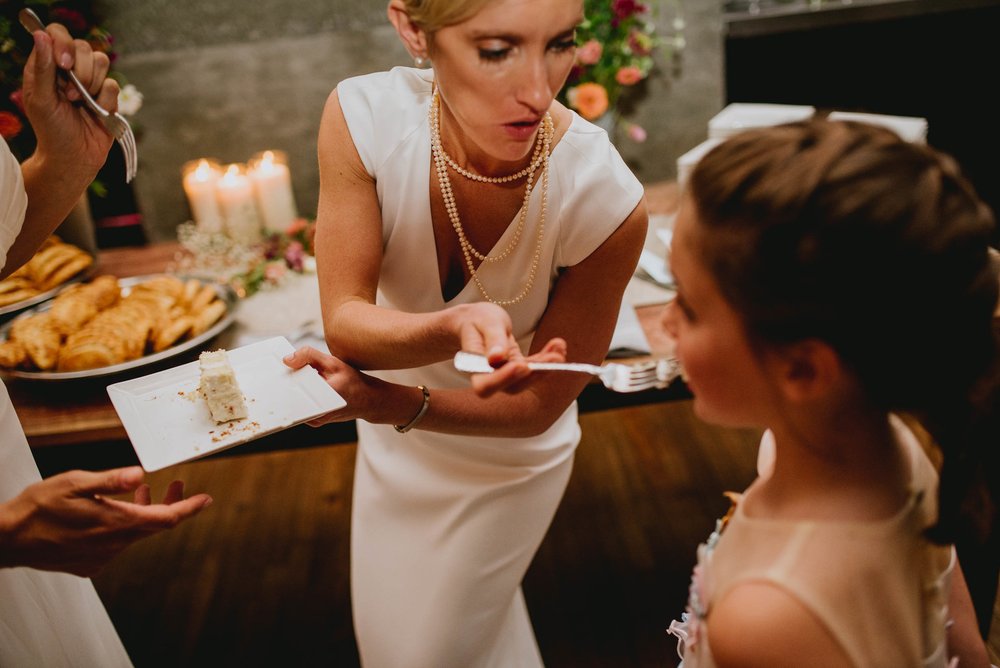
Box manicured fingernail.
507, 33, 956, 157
202, 497, 214, 508
59, 52, 73, 69
488, 346, 504, 357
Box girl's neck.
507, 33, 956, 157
750, 409, 911, 523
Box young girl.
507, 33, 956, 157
662, 119, 997, 666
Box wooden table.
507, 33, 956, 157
7, 243, 682, 453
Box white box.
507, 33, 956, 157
826, 111, 928, 144
677, 138, 724, 190
708, 103, 816, 140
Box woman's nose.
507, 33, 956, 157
516, 58, 554, 113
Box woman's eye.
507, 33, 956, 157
478, 48, 510, 62
551, 38, 576, 53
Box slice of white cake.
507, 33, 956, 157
198, 349, 247, 423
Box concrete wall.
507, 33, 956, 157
99, 0, 723, 241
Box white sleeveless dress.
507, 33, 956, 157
337, 67, 644, 667
0, 142, 132, 667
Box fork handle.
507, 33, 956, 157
18, 8, 110, 118
525, 361, 604, 374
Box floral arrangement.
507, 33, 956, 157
236, 218, 317, 297
0, 1, 142, 170
175, 218, 318, 299
561, 0, 684, 142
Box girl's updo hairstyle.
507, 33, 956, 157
688, 118, 998, 546
399, 0, 493, 32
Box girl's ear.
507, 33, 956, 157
387, 1, 430, 62
773, 339, 844, 404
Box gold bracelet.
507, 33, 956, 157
394, 385, 430, 433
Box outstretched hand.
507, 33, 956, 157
0, 467, 212, 577
470, 337, 568, 398
283, 346, 390, 426
21, 23, 118, 175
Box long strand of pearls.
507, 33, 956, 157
428, 90, 552, 306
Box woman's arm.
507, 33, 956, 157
289, 198, 646, 437
300, 97, 648, 436
4, 25, 117, 279
314, 89, 518, 371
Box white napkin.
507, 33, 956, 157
608, 299, 652, 358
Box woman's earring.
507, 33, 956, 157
414, 55, 428, 68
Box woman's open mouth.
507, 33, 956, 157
503, 118, 541, 141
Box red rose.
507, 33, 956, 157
612, 0, 647, 20
49, 8, 89, 34
0, 112, 24, 139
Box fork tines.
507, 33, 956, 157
116, 117, 138, 183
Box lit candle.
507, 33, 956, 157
216, 163, 261, 244
181, 159, 224, 233
248, 150, 298, 234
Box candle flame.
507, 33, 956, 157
219, 164, 243, 186
192, 159, 215, 182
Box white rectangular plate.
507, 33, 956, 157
107, 336, 345, 472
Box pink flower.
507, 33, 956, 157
264, 260, 287, 283
626, 123, 647, 142
576, 39, 603, 65
284, 240, 305, 272
615, 66, 644, 86
628, 30, 653, 56
8, 89, 24, 114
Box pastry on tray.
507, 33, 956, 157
0, 274, 229, 374
0, 236, 94, 308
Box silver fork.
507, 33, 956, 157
454, 351, 682, 393
19, 8, 138, 183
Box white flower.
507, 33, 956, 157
117, 84, 144, 116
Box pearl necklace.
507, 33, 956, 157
429, 90, 553, 306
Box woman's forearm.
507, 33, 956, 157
323, 299, 514, 371
372, 380, 578, 438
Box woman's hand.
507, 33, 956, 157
470, 337, 568, 398
450, 302, 521, 367
0, 467, 212, 577
22, 23, 118, 177
283, 346, 393, 426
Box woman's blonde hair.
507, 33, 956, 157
399, 0, 493, 32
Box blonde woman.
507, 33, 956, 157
284, 0, 646, 664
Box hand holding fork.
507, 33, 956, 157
19, 8, 137, 183
454, 351, 682, 393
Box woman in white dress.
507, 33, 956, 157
0, 23, 211, 667
283, 0, 646, 665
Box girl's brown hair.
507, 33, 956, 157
689, 119, 998, 547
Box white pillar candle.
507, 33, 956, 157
216, 163, 262, 244
249, 150, 298, 234
182, 159, 225, 233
